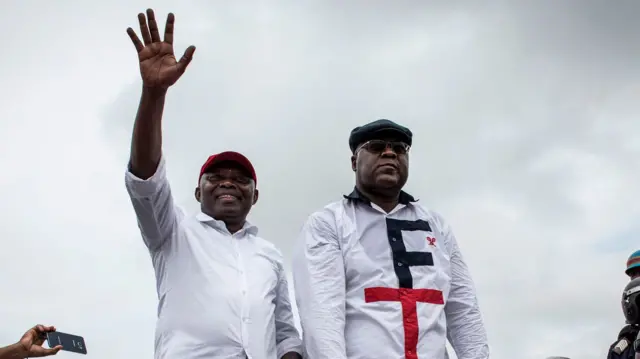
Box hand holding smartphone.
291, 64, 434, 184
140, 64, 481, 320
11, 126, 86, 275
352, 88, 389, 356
46, 331, 87, 355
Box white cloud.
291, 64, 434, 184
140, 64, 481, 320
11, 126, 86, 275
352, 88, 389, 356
1, 1, 638, 359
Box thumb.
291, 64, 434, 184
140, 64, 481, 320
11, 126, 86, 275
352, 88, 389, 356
176, 45, 196, 74
36, 346, 62, 357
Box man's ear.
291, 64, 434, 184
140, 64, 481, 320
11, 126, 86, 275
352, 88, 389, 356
351, 154, 357, 172
194, 187, 201, 203
252, 188, 259, 205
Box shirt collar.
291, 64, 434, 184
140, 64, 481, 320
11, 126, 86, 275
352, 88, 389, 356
195, 212, 259, 236
343, 187, 417, 206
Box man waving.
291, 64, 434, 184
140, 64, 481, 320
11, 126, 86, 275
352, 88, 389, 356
292, 119, 489, 359
124, 9, 302, 359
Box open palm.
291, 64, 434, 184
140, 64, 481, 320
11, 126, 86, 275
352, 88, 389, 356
127, 9, 196, 89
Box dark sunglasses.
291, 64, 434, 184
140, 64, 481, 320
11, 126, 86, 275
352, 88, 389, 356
357, 140, 410, 155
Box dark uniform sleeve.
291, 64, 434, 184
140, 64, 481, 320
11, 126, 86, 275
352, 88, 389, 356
607, 339, 637, 359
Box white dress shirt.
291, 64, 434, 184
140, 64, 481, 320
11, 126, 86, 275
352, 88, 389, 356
292, 189, 489, 359
125, 156, 302, 359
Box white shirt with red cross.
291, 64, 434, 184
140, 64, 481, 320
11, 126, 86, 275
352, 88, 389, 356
292, 189, 489, 359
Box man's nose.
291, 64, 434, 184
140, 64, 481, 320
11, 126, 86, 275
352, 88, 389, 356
219, 181, 235, 188
381, 145, 397, 158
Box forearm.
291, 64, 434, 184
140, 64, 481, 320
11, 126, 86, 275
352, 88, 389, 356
0, 343, 27, 359
446, 283, 489, 358
293, 212, 347, 358
448, 321, 489, 359
294, 273, 347, 358
274, 273, 303, 359
129, 88, 167, 179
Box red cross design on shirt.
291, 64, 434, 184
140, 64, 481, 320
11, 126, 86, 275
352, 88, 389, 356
365, 287, 444, 359
363, 219, 444, 359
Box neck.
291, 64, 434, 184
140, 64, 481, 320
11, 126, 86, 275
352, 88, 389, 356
225, 221, 244, 234
201, 208, 245, 234
356, 185, 399, 213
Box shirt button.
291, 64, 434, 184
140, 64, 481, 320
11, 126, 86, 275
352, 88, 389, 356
391, 237, 397, 242
397, 262, 403, 266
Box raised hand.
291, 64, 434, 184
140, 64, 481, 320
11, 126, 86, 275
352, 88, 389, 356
19, 325, 62, 357
126, 9, 196, 90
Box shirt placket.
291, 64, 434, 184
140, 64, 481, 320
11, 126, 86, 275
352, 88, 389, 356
233, 233, 252, 358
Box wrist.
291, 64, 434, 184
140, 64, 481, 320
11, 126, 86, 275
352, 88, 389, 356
9, 342, 28, 358
142, 86, 168, 99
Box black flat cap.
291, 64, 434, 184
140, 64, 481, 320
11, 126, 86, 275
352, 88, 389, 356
348, 119, 413, 153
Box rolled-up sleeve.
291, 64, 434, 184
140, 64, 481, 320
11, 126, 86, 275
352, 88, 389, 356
441, 220, 490, 359
274, 262, 303, 358
292, 210, 347, 359
125, 156, 181, 252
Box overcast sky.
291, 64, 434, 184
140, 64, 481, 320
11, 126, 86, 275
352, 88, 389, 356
1, 1, 639, 359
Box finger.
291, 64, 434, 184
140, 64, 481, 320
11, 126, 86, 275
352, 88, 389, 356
127, 28, 144, 52
164, 13, 175, 44
32, 326, 46, 343
35, 346, 62, 357
176, 45, 196, 74
146, 9, 161, 43
40, 325, 55, 332
137, 12, 152, 45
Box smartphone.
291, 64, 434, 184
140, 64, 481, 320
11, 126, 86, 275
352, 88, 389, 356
46, 331, 87, 355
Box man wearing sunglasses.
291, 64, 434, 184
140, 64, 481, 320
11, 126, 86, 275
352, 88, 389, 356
124, 9, 301, 359
292, 119, 489, 359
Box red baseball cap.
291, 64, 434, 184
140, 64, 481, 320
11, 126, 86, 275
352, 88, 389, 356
199, 151, 257, 185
